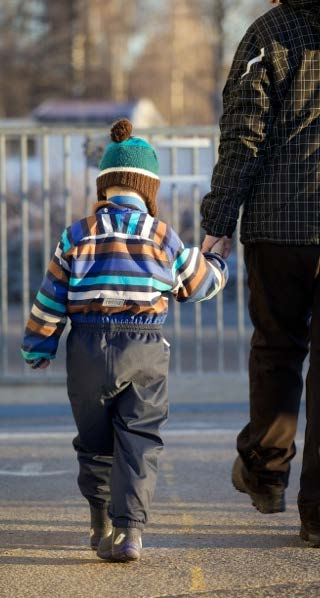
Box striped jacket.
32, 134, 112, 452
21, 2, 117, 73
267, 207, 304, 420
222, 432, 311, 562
21, 195, 228, 362
201, 0, 320, 244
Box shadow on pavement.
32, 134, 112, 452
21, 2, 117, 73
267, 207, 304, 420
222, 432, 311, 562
0, 525, 301, 559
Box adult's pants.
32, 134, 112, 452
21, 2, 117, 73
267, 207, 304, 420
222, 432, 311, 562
237, 243, 320, 509
66, 323, 169, 530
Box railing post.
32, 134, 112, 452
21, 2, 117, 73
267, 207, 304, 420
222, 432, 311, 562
63, 135, 72, 227
84, 135, 92, 215
170, 143, 182, 373
21, 135, 30, 343
172, 180, 181, 374
42, 134, 51, 270
192, 144, 203, 373
0, 135, 8, 375
213, 132, 224, 372
236, 211, 246, 372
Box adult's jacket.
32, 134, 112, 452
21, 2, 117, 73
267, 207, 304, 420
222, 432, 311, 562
201, 0, 320, 244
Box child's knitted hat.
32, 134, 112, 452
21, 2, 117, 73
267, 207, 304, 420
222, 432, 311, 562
96, 119, 160, 216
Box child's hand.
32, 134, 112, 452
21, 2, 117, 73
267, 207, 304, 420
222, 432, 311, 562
37, 359, 50, 369
28, 358, 50, 370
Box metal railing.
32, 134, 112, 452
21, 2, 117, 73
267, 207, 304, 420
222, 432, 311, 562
0, 124, 251, 383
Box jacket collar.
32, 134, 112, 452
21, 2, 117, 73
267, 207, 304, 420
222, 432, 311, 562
285, 0, 319, 6
283, 0, 320, 28
93, 195, 148, 215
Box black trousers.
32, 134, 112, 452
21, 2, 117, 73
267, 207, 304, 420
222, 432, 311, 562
237, 243, 320, 508
66, 324, 169, 530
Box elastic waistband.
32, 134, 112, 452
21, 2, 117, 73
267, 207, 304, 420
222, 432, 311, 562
71, 321, 163, 332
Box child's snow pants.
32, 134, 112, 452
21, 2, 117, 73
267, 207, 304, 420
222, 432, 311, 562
66, 322, 169, 530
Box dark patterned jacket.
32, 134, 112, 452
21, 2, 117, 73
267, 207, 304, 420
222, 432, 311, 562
201, 0, 320, 244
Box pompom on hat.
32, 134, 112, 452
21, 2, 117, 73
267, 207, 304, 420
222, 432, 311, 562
96, 118, 160, 216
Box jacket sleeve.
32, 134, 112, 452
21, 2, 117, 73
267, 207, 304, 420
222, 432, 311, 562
201, 25, 275, 237
171, 238, 228, 303
21, 229, 71, 361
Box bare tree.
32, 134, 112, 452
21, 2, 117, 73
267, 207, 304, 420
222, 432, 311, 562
32, 0, 78, 101
0, 0, 46, 115
0, 0, 266, 120
129, 0, 237, 125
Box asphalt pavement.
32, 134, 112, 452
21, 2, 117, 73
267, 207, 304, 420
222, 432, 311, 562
0, 374, 318, 598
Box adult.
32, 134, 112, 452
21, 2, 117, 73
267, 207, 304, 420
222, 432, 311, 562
201, 0, 320, 546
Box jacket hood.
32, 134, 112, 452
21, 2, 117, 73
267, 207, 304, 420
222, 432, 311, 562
283, 0, 320, 28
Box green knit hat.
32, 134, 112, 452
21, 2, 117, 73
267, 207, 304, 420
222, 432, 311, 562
96, 119, 160, 216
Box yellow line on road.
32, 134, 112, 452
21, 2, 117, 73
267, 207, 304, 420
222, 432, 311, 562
182, 513, 208, 592
163, 461, 208, 593
190, 565, 207, 591
182, 513, 194, 527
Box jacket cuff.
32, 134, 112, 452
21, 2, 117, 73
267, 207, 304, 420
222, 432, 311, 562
203, 252, 229, 284
202, 223, 235, 238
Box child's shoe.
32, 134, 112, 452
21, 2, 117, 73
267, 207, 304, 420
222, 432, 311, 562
89, 505, 113, 551
112, 527, 142, 562
96, 530, 113, 560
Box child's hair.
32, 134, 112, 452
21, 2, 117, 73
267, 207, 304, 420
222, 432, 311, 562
96, 119, 160, 216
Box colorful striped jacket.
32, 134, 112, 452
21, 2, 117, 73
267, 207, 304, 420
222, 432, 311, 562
21, 195, 228, 362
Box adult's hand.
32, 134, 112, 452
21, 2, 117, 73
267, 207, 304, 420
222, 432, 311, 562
201, 234, 232, 259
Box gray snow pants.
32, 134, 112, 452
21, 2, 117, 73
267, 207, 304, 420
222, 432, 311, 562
66, 322, 169, 530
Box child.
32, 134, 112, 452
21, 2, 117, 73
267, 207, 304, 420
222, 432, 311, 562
21, 119, 228, 562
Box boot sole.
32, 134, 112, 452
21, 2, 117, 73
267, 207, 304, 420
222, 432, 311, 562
232, 457, 285, 514
300, 526, 320, 547
96, 537, 113, 561
96, 548, 113, 561
112, 549, 141, 562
